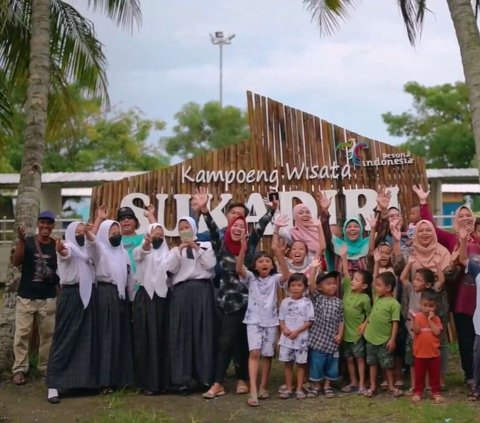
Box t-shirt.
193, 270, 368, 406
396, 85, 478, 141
342, 278, 371, 343
241, 270, 283, 327
122, 233, 144, 273
17, 236, 58, 300
309, 293, 344, 353
413, 313, 442, 358
364, 296, 400, 346
278, 297, 315, 350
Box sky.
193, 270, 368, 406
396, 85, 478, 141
70, 0, 465, 148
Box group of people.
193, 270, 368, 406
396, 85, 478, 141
9, 184, 480, 407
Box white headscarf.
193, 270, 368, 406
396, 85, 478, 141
96, 220, 128, 299
64, 221, 95, 308
142, 223, 170, 299
178, 216, 198, 237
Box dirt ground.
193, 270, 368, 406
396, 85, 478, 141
1, 357, 480, 423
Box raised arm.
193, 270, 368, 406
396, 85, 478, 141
338, 245, 349, 280
458, 228, 468, 266
92, 204, 108, 235
308, 256, 322, 295
12, 226, 26, 267
316, 190, 334, 255
399, 254, 415, 287
367, 215, 377, 256
235, 234, 248, 279
144, 204, 157, 224
373, 188, 391, 248
193, 187, 222, 253
272, 237, 290, 283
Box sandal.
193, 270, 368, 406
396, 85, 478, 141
363, 389, 377, 398
411, 394, 422, 404
202, 389, 226, 399
357, 387, 367, 395
247, 396, 259, 407
390, 388, 403, 397
394, 380, 404, 388
306, 387, 320, 398
341, 384, 359, 393
279, 390, 293, 399
433, 394, 445, 404
380, 381, 389, 390
467, 391, 480, 401
258, 389, 269, 400
12, 372, 26, 385
296, 390, 306, 400
236, 380, 249, 394
324, 388, 335, 398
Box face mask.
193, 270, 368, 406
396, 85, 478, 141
109, 234, 122, 247
151, 237, 163, 249
75, 234, 85, 247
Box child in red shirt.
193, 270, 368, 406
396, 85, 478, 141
410, 288, 444, 404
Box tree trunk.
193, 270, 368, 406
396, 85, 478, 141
0, 0, 51, 371
446, 0, 480, 177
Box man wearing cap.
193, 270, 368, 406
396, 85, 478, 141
11, 211, 60, 385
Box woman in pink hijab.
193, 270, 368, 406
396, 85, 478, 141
288, 204, 326, 258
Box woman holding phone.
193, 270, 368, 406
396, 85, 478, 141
164, 216, 217, 394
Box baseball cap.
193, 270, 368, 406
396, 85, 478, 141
38, 210, 55, 222
316, 270, 340, 285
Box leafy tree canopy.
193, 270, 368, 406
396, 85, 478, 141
382, 81, 474, 168
163, 101, 250, 159
0, 85, 168, 172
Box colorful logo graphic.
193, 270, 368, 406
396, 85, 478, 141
337, 139, 369, 166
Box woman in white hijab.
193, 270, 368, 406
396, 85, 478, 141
45, 221, 96, 404
133, 223, 170, 395
86, 219, 133, 393
165, 216, 216, 394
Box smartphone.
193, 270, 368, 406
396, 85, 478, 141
179, 230, 194, 242
268, 192, 279, 202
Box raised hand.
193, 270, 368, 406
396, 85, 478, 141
311, 256, 323, 268
307, 218, 322, 228
412, 184, 430, 205
390, 225, 402, 242
367, 214, 377, 231
339, 245, 348, 258
316, 190, 332, 211
274, 214, 289, 228
408, 253, 417, 265
55, 237, 67, 255
17, 226, 26, 242
373, 249, 382, 263
144, 204, 156, 219
376, 187, 391, 211
143, 233, 152, 251
84, 222, 95, 241
459, 227, 468, 240
96, 204, 108, 221
192, 187, 209, 213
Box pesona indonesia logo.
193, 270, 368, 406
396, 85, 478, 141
337, 138, 414, 168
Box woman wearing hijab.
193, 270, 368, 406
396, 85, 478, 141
86, 220, 133, 393
413, 186, 478, 386
165, 216, 216, 395
45, 222, 96, 404
133, 223, 170, 395
332, 217, 370, 276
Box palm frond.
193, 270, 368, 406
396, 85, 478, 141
396, 0, 428, 45
303, 0, 358, 36
86, 0, 141, 31
0, 73, 13, 134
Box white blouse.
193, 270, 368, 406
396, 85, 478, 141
164, 242, 216, 285
57, 248, 94, 286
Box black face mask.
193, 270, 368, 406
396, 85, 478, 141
151, 237, 163, 249
75, 234, 85, 247
109, 234, 122, 247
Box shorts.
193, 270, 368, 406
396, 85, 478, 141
342, 338, 365, 359
279, 345, 308, 364
246, 325, 277, 357
366, 342, 394, 369
309, 350, 339, 381
395, 322, 407, 358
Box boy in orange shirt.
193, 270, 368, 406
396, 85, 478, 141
410, 289, 444, 404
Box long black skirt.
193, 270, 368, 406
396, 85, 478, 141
168, 279, 215, 386
133, 287, 168, 392
96, 283, 134, 388
46, 285, 97, 390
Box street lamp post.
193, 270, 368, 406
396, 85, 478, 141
209, 31, 235, 108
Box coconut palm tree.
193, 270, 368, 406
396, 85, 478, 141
0, 0, 141, 371
303, 0, 480, 175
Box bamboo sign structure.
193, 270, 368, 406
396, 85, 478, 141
90, 91, 427, 234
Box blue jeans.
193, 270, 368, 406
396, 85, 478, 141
309, 350, 339, 381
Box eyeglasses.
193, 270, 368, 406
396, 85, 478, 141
118, 216, 134, 222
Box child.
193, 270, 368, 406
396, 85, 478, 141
278, 273, 315, 400
410, 289, 444, 404
373, 243, 395, 278
363, 271, 402, 397
338, 246, 372, 394
400, 257, 436, 394
307, 260, 344, 398
236, 241, 290, 407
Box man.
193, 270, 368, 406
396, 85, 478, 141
12, 211, 59, 385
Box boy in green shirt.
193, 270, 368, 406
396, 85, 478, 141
363, 271, 402, 397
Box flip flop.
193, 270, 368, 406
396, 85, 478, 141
202, 389, 226, 399
467, 391, 480, 401
258, 389, 269, 400
341, 384, 359, 393
389, 388, 403, 397
324, 388, 335, 398
12, 372, 26, 385
247, 396, 259, 407
363, 389, 377, 398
